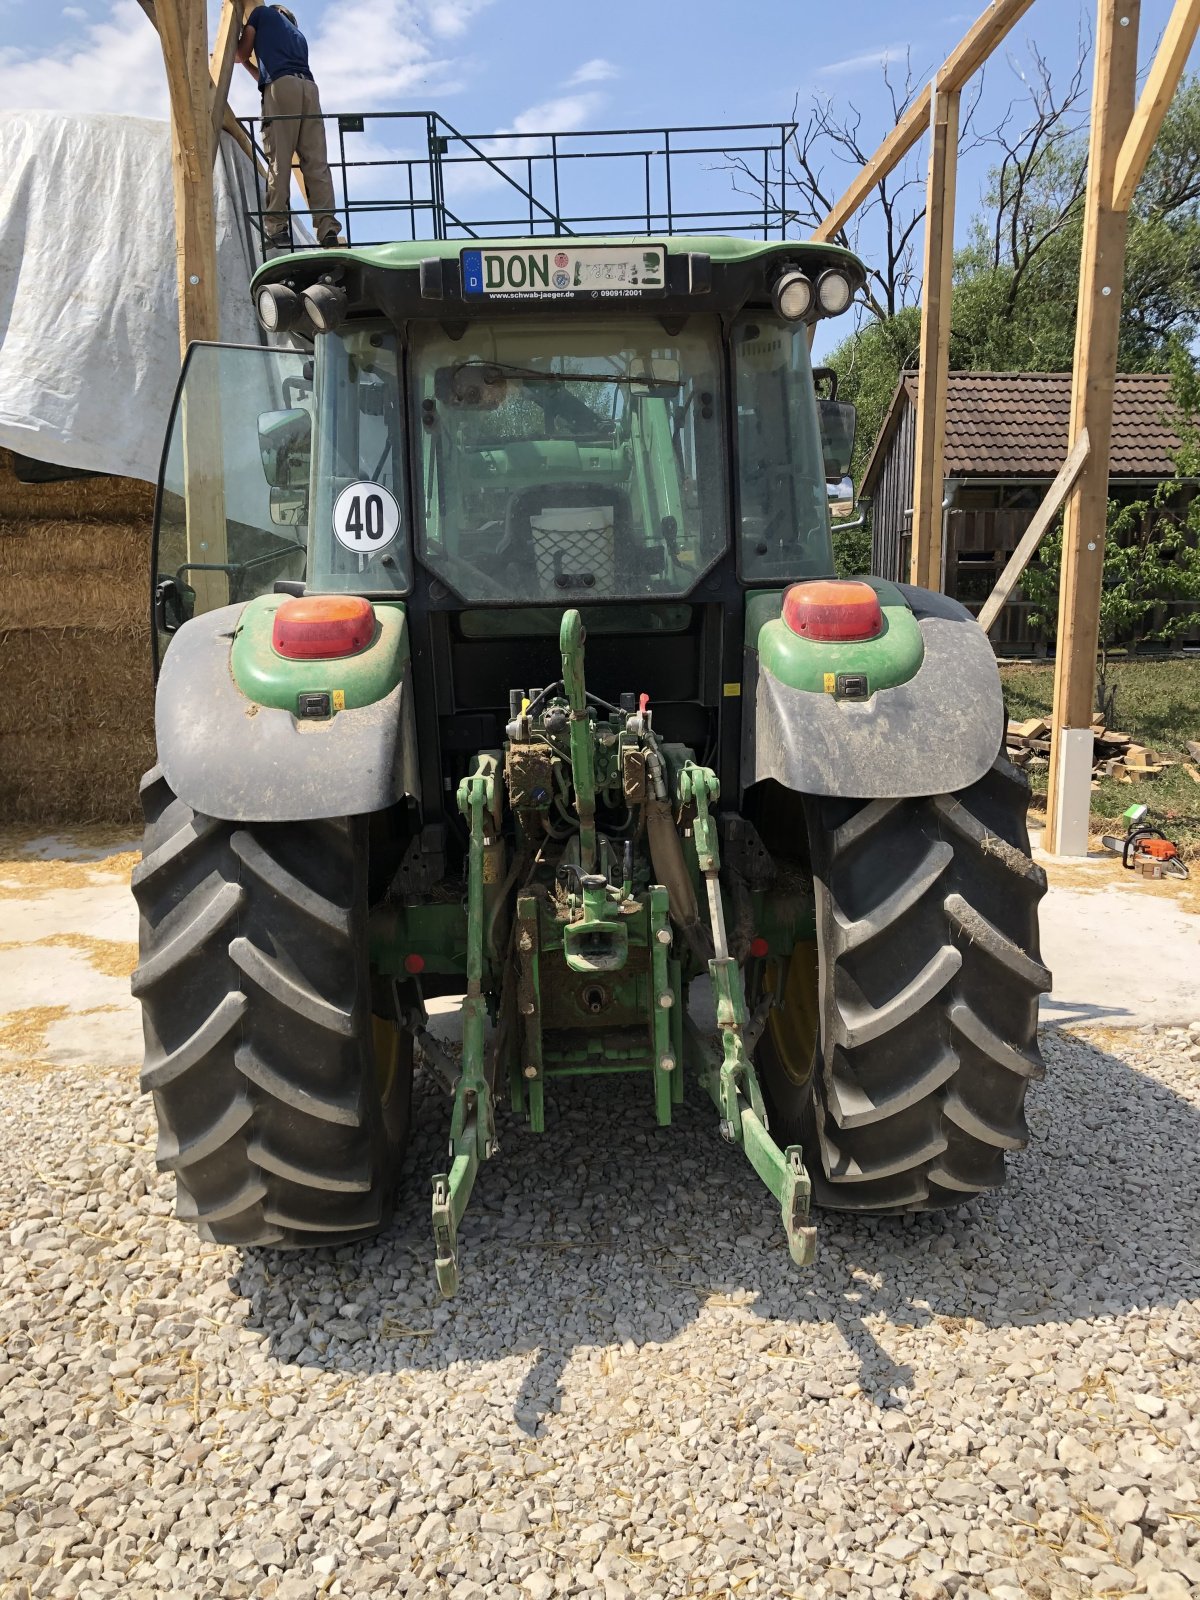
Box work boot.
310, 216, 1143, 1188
319, 232, 344, 249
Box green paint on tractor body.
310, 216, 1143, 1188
747, 581, 924, 698
230, 594, 408, 712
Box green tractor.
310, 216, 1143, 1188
134, 234, 1050, 1294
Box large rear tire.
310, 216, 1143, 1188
131, 768, 412, 1249
806, 754, 1050, 1209
753, 755, 1050, 1211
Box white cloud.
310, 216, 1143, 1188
817, 42, 910, 76
566, 57, 617, 86
511, 91, 603, 135
0, 0, 168, 115
302, 1, 468, 108
62, 6, 88, 18
425, 0, 493, 37
0, 0, 486, 121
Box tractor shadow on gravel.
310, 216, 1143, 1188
236, 1026, 1200, 1433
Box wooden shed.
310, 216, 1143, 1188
860, 370, 1191, 652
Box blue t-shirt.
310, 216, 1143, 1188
247, 6, 313, 89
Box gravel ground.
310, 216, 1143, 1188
2, 1023, 1200, 1600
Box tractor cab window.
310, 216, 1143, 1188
305, 327, 410, 594
154, 343, 312, 661
733, 314, 835, 583
411, 317, 726, 603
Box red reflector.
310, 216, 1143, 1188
404, 953, 425, 975
781, 579, 883, 643
272, 596, 374, 660
749, 935, 770, 959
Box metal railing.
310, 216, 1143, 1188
237, 109, 798, 251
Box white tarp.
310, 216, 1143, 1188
0, 111, 270, 484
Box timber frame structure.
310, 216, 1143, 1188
811, 0, 1200, 854
151, 0, 1200, 855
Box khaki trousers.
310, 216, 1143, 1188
261, 75, 338, 242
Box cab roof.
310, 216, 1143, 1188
252, 234, 867, 326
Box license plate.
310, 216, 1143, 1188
461, 244, 667, 299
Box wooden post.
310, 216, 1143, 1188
1111, 0, 1200, 211
138, 0, 259, 166
1044, 0, 1140, 855
157, 0, 228, 612
156, 0, 219, 353
209, 1, 243, 161
909, 81, 959, 591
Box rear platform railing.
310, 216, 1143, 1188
236, 110, 799, 252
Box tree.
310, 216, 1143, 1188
826, 306, 921, 485
723, 53, 986, 322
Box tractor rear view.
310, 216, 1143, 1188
135, 231, 1049, 1293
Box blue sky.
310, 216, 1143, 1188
2, 0, 1197, 356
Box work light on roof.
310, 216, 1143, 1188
255, 283, 303, 334
816, 269, 853, 316
302, 281, 348, 335
772, 270, 814, 322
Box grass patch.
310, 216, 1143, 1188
1000, 659, 1200, 857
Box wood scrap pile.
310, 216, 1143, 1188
1005, 717, 1198, 785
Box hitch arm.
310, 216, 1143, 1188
679, 763, 817, 1267
431, 758, 498, 1296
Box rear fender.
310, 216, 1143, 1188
154, 600, 417, 822
742, 583, 1005, 801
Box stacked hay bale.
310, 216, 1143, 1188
0, 449, 156, 826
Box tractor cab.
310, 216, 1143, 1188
153, 236, 862, 791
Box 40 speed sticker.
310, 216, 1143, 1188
332, 482, 401, 554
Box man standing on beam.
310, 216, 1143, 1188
237, 5, 340, 250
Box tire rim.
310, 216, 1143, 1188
372, 1015, 401, 1107
762, 939, 820, 1088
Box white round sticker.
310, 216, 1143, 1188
332, 482, 401, 554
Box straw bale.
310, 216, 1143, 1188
0, 731, 154, 825
0, 628, 153, 737
0, 628, 154, 824
0, 450, 154, 524
0, 518, 149, 630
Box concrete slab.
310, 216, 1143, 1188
1033, 829, 1200, 1028
0, 834, 141, 1070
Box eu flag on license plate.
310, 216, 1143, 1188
461, 249, 484, 295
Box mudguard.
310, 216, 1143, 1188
742, 583, 1005, 801
154, 602, 418, 823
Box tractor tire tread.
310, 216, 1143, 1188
804, 753, 1049, 1212
132, 767, 409, 1250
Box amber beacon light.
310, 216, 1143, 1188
781, 579, 884, 643
272, 595, 375, 659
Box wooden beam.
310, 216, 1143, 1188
1111, 0, 1200, 211
811, 86, 930, 243
976, 431, 1091, 633
156, 0, 228, 612
209, 1, 242, 162
139, 1, 257, 167
1045, 0, 1141, 855
156, 0, 218, 352
908, 81, 960, 591
939, 0, 1039, 89
811, 0, 1037, 242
